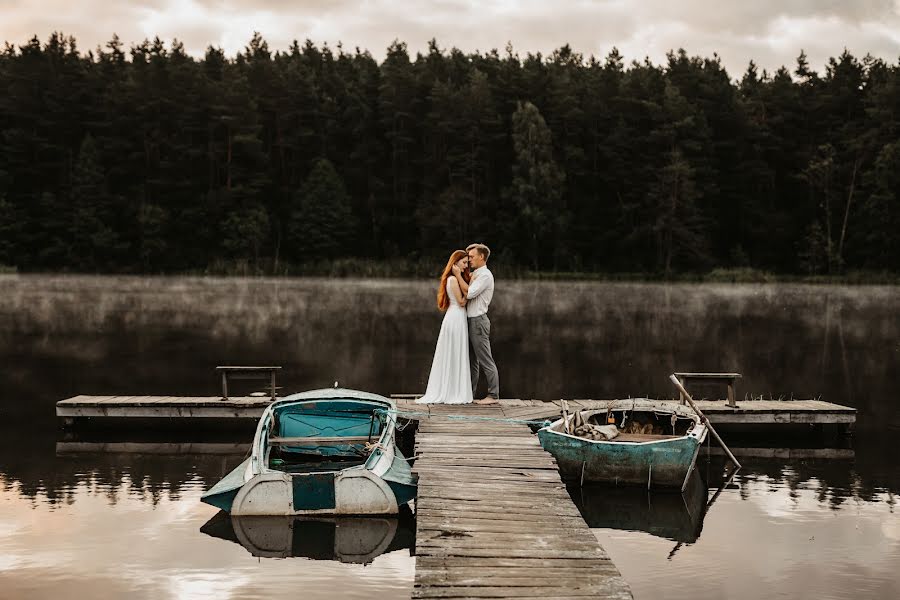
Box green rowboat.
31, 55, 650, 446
538, 398, 708, 488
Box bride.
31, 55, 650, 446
416, 250, 473, 404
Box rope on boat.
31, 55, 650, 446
363, 441, 387, 453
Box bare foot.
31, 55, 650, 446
474, 396, 498, 405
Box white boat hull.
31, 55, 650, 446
231, 468, 400, 516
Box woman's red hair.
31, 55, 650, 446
437, 250, 471, 311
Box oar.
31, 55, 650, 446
668, 374, 742, 470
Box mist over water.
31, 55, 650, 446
2, 275, 897, 425
0, 275, 898, 600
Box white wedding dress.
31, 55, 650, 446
416, 278, 473, 404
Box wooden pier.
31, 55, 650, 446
410, 402, 632, 599
54, 395, 636, 598
52, 392, 858, 599
56, 395, 857, 431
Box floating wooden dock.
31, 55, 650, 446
56, 395, 856, 431
410, 402, 632, 599
53, 393, 857, 599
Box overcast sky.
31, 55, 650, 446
3, 0, 900, 77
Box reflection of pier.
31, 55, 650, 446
56, 441, 250, 455
705, 446, 854, 460
56, 396, 856, 433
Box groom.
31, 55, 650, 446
466, 243, 499, 405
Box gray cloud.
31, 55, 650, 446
1, 0, 898, 76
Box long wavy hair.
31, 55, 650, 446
436, 250, 471, 311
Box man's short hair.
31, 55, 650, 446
466, 243, 491, 260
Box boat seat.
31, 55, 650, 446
611, 433, 680, 443
269, 435, 372, 445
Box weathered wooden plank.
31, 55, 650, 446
413, 469, 560, 480
417, 482, 567, 493
417, 476, 565, 486
415, 568, 618, 581
416, 436, 540, 444
415, 443, 541, 450
414, 596, 630, 600
417, 522, 601, 534
413, 592, 628, 600
416, 566, 624, 578
417, 557, 615, 568
413, 463, 559, 482
417, 510, 582, 522
413, 584, 632, 597
416, 447, 552, 455
416, 575, 621, 587
416, 464, 559, 473
417, 548, 608, 559
417, 517, 590, 530
417, 487, 569, 500
417, 533, 602, 547
417, 500, 571, 512
416, 467, 561, 477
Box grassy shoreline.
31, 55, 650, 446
3, 261, 899, 284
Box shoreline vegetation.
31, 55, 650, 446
1, 261, 898, 284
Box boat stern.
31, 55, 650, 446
227, 467, 406, 516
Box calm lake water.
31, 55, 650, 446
0, 275, 898, 599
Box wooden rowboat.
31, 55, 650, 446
201, 388, 417, 515
537, 398, 708, 488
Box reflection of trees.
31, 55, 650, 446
702, 436, 900, 507
0, 429, 246, 507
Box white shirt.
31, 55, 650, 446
466, 266, 494, 318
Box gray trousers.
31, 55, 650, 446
468, 314, 499, 399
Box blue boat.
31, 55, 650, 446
537, 399, 708, 488
201, 388, 417, 515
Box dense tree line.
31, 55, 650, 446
0, 33, 898, 275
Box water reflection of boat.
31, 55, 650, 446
571, 469, 709, 543
201, 388, 417, 515
200, 508, 415, 563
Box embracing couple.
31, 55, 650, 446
416, 243, 499, 405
